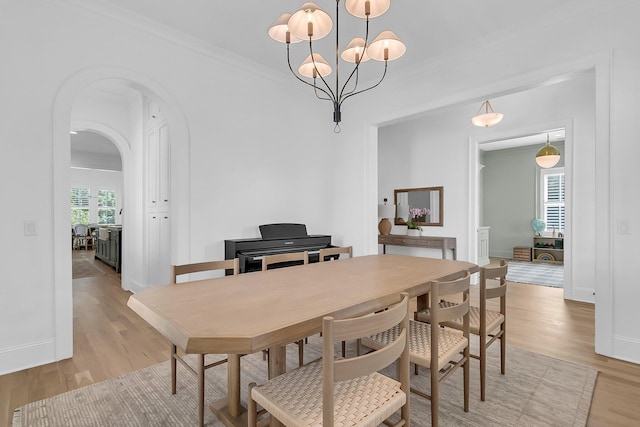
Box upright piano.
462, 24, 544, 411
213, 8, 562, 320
225, 223, 334, 274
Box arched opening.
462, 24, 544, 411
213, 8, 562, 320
52, 68, 191, 361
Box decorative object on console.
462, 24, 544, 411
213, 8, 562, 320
471, 100, 504, 127
536, 133, 560, 168
531, 218, 545, 236
378, 198, 395, 235
267, 1, 406, 133
406, 207, 427, 235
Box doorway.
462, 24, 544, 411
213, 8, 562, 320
479, 129, 567, 289
53, 68, 191, 362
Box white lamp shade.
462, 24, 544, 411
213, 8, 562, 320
367, 31, 406, 61
268, 14, 303, 44
536, 154, 561, 168
299, 54, 332, 78
345, 0, 390, 19
378, 203, 396, 219
340, 37, 371, 63
288, 2, 332, 41
471, 112, 504, 127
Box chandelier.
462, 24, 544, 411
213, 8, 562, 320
268, 1, 406, 132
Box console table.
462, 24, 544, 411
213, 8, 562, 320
378, 234, 457, 260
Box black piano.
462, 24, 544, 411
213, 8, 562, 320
225, 223, 334, 274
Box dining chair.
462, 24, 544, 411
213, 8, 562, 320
319, 245, 353, 262
261, 251, 308, 368
73, 224, 89, 250
248, 293, 411, 427
416, 260, 508, 401
319, 245, 353, 356
361, 272, 471, 427
170, 258, 239, 427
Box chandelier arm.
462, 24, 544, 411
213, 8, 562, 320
339, 60, 388, 106
340, 68, 360, 98
307, 39, 337, 102
287, 43, 334, 100
339, 16, 370, 101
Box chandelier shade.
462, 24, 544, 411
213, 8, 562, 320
345, 0, 391, 19
367, 31, 406, 61
341, 37, 371, 63
288, 3, 333, 40
268, 14, 303, 43
268, 0, 405, 131
471, 100, 504, 127
536, 135, 561, 168
299, 54, 332, 78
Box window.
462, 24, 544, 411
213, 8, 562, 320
97, 189, 117, 225
70, 187, 90, 225
540, 168, 565, 233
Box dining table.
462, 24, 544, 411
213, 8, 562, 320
127, 253, 478, 427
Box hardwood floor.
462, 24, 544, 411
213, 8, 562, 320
1, 254, 639, 426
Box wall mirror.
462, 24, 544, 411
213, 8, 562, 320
394, 186, 444, 227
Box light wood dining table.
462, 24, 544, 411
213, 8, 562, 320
127, 254, 477, 427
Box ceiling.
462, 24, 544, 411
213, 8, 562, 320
88, 0, 586, 79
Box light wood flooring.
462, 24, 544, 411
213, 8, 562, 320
1, 253, 639, 426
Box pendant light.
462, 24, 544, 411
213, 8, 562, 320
471, 100, 504, 127
536, 134, 561, 168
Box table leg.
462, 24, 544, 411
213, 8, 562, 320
198, 354, 205, 427
209, 354, 247, 427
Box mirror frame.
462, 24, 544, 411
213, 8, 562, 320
393, 186, 444, 227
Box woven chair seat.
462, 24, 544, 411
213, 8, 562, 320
251, 359, 405, 427
361, 320, 468, 372
416, 301, 504, 335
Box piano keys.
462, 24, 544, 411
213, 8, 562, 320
225, 223, 334, 274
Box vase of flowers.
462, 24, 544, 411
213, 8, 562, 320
406, 207, 430, 236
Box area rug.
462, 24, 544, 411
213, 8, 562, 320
72, 259, 107, 279
506, 261, 564, 287
13, 337, 596, 426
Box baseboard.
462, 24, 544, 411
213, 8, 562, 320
125, 279, 149, 294
613, 335, 640, 365
489, 250, 513, 259
0, 339, 57, 375
568, 287, 595, 304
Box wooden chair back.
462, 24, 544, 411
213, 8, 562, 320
171, 258, 239, 283
322, 293, 410, 426
319, 246, 353, 262
261, 251, 308, 271
481, 259, 508, 300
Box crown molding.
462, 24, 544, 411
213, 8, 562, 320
51, 0, 291, 85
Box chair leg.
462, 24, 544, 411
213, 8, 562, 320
341, 340, 346, 358
464, 349, 470, 412
500, 325, 507, 375
171, 343, 177, 394
248, 383, 257, 427
431, 360, 439, 427
297, 340, 304, 367
198, 354, 205, 427
480, 336, 487, 402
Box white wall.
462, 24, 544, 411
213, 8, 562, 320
1, 0, 639, 374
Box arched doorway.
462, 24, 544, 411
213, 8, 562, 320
52, 68, 191, 361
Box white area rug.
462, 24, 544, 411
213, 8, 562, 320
506, 261, 564, 287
